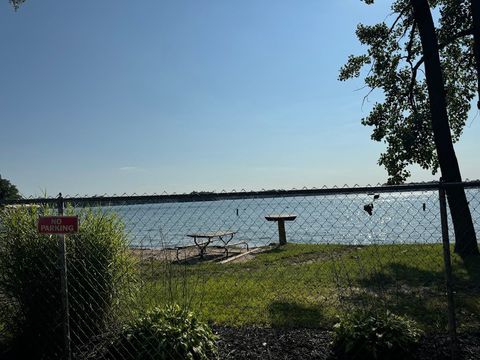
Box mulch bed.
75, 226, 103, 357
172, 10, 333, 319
214, 326, 480, 360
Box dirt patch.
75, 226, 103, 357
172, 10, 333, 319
222, 246, 275, 264
214, 326, 333, 360
344, 283, 442, 299
287, 246, 363, 265
223, 253, 256, 263
130, 246, 256, 264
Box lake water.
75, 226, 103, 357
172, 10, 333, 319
99, 189, 480, 248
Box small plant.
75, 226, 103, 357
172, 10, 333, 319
107, 304, 217, 360
332, 309, 423, 360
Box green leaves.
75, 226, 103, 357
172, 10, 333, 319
339, 55, 371, 81
9, 0, 25, 11
109, 305, 218, 360
0, 176, 21, 202
332, 309, 423, 360
341, 0, 476, 184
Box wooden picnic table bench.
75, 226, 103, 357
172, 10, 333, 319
183, 230, 246, 260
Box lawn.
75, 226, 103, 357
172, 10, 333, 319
137, 243, 480, 332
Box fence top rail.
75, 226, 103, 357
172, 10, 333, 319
2, 181, 479, 206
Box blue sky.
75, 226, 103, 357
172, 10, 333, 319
1, 0, 479, 196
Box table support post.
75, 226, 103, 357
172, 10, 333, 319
278, 220, 287, 245
194, 237, 206, 259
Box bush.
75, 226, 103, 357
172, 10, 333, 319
332, 309, 423, 360
107, 304, 218, 360
0, 205, 136, 358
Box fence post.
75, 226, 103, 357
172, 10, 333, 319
57, 193, 72, 360
438, 182, 459, 360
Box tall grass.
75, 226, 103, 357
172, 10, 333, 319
0, 205, 137, 358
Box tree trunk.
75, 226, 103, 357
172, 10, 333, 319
411, 0, 479, 257
471, 0, 480, 109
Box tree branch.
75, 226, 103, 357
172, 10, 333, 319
413, 27, 474, 74
406, 21, 418, 110
407, 27, 474, 109
387, 6, 410, 35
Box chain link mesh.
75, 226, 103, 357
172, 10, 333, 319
0, 182, 479, 359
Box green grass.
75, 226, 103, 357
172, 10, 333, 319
137, 244, 480, 332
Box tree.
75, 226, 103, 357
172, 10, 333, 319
0, 175, 21, 202
340, 0, 479, 256
9, 0, 25, 10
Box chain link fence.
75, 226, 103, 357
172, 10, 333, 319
0, 181, 479, 359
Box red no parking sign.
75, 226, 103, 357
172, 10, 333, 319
38, 216, 79, 234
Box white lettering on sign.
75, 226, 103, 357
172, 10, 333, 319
40, 224, 75, 232
38, 216, 78, 234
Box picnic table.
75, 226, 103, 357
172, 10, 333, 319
265, 214, 297, 245
185, 231, 238, 259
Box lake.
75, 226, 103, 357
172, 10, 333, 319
97, 188, 480, 248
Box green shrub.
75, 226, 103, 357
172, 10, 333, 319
332, 309, 423, 360
0, 205, 136, 358
107, 304, 217, 360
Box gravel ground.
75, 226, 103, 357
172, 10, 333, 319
214, 326, 480, 360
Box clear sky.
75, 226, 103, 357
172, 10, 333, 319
1, 0, 479, 196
